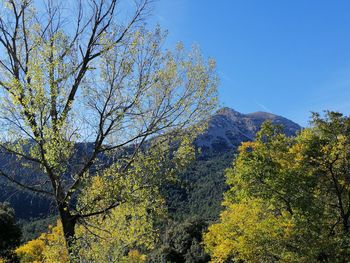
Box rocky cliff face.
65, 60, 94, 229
195, 107, 301, 153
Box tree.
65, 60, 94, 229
148, 217, 210, 263
0, 202, 22, 261
0, 0, 218, 260
15, 221, 68, 263
204, 112, 350, 262
73, 146, 170, 262
16, 145, 178, 262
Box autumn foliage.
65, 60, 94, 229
205, 112, 350, 262
15, 221, 68, 263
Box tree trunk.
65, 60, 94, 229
58, 204, 77, 263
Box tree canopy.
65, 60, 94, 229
149, 217, 210, 263
0, 202, 22, 261
0, 0, 218, 260
204, 112, 350, 262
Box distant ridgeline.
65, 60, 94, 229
0, 107, 301, 223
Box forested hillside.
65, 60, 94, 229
165, 107, 301, 221
0, 107, 301, 244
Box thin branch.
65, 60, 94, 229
0, 169, 53, 196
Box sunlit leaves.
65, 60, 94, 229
205, 112, 350, 262
15, 221, 68, 263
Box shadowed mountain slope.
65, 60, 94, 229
166, 107, 301, 220
0, 107, 301, 222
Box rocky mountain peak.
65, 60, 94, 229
216, 107, 242, 116
196, 107, 301, 153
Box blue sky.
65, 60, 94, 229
153, 0, 350, 126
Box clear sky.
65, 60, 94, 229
153, 0, 350, 126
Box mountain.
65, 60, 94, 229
195, 107, 301, 154
166, 107, 301, 220
1, 107, 301, 223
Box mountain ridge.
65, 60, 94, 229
195, 107, 301, 154
1, 107, 301, 221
